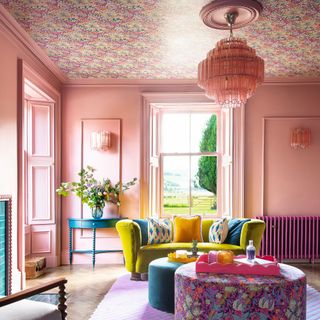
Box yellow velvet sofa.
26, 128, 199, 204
116, 218, 265, 280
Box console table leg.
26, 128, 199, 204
93, 228, 96, 268
69, 227, 73, 265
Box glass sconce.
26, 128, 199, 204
291, 128, 311, 150
91, 131, 111, 151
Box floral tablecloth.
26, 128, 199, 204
175, 262, 306, 320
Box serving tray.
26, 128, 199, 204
195, 254, 281, 276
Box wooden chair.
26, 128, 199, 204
0, 277, 67, 320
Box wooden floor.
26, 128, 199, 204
26, 264, 127, 320
26, 262, 320, 320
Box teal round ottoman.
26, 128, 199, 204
148, 257, 183, 313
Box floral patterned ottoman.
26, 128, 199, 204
175, 262, 306, 320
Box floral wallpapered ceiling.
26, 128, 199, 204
1, 0, 319, 80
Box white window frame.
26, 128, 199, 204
140, 93, 244, 219
159, 107, 221, 217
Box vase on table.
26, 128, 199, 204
91, 206, 103, 219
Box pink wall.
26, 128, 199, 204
0, 31, 19, 290
61, 86, 141, 264
0, 27, 61, 289
245, 84, 320, 217
62, 83, 320, 263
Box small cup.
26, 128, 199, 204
208, 251, 218, 264
176, 250, 188, 259
217, 250, 234, 264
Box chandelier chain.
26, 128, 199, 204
225, 12, 238, 39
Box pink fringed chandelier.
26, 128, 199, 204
198, 0, 264, 108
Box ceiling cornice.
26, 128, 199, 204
0, 4, 67, 85
263, 77, 320, 86
62, 77, 320, 88
62, 78, 199, 88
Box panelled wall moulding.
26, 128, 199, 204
31, 229, 51, 254
261, 116, 320, 216
80, 118, 121, 239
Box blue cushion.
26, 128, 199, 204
133, 219, 148, 246
224, 219, 251, 245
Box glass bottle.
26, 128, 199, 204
246, 240, 256, 262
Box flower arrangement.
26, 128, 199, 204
56, 165, 137, 218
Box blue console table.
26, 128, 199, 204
68, 218, 123, 267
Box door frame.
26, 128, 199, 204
17, 60, 61, 288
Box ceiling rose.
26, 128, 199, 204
200, 0, 263, 30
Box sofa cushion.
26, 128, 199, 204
201, 219, 215, 242
209, 218, 228, 244
136, 242, 244, 274
0, 299, 61, 320
147, 217, 172, 244
133, 219, 148, 246
225, 219, 251, 245
141, 242, 242, 252
173, 215, 203, 242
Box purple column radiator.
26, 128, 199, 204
256, 216, 320, 263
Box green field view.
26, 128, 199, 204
163, 195, 216, 215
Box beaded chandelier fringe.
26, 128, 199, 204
198, 37, 264, 108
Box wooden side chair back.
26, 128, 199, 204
0, 277, 67, 320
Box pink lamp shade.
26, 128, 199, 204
290, 128, 311, 150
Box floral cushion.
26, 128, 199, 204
147, 217, 172, 244
209, 218, 228, 244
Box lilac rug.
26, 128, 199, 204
89, 273, 320, 320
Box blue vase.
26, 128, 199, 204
92, 206, 103, 219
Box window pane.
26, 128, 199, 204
162, 113, 189, 153
191, 156, 217, 215
163, 156, 189, 215
191, 113, 216, 153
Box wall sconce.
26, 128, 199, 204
91, 131, 111, 151
291, 128, 311, 150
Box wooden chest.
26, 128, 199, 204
25, 257, 46, 279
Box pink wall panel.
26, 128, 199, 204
31, 230, 51, 254
81, 118, 121, 220
61, 87, 140, 264
245, 85, 320, 217
30, 224, 57, 267
31, 104, 50, 156
263, 118, 320, 216
31, 166, 51, 221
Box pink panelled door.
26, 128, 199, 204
25, 99, 57, 267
